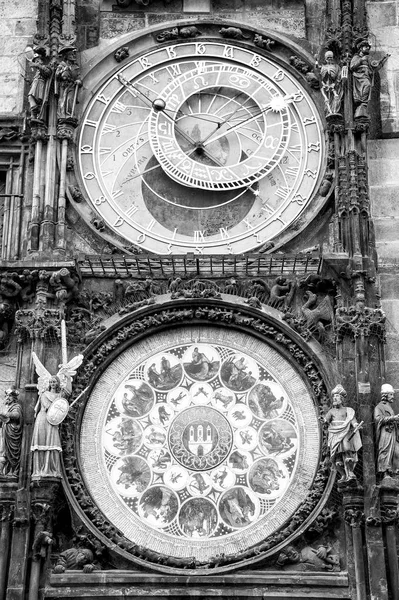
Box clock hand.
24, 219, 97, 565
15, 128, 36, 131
196, 92, 267, 147
124, 136, 225, 184
117, 75, 221, 125
202, 94, 294, 148
117, 76, 225, 166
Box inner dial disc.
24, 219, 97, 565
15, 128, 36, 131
149, 65, 290, 190
80, 327, 321, 563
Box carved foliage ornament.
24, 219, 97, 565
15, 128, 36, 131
61, 302, 331, 571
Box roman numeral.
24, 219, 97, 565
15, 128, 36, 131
168, 64, 182, 77
220, 227, 230, 239
97, 94, 110, 105
286, 167, 299, 178
111, 101, 127, 113
275, 187, 291, 200
102, 123, 116, 133
125, 205, 138, 218
194, 230, 205, 242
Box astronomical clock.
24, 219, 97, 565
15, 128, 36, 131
77, 35, 326, 255
65, 24, 332, 575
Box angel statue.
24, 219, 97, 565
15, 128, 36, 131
31, 352, 83, 478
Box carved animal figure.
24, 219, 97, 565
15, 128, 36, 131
219, 27, 250, 40
246, 278, 270, 303
179, 26, 201, 38
253, 34, 275, 51
301, 291, 333, 340
269, 277, 293, 307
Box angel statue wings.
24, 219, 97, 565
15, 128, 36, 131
31, 352, 83, 478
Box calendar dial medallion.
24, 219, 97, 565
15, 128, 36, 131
78, 41, 324, 255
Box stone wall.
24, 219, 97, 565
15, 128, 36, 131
0, 0, 37, 115
368, 1, 399, 386
369, 138, 399, 388
367, 0, 399, 134
77, 0, 306, 54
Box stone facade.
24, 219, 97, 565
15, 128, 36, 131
0, 1, 398, 600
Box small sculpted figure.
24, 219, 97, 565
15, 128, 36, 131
53, 548, 96, 573
350, 40, 389, 118
374, 383, 399, 479
31, 352, 83, 478
320, 51, 343, 115
114, 46, 129, 63
55, 47, 81, 119
0, 387, 22, 476
276, 544, 339, 571
27, 52, 52, 117
325, 384, 362, 483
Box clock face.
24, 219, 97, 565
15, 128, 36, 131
78, 41, 324, 255
80, 327, 320, 564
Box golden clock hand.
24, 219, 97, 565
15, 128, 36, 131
202, 106, 271, 147
159, 111, 225, 167
117, 76, 225, 166
202, 95, 294, 148
124, 140, 224, 184
198, 104, 267, 147
123, 161, 163, 183
196, 94, 260, 146
117, 76, 221, 126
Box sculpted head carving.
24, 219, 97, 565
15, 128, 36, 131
331, 384, 347, 406
381, 383, 395, 402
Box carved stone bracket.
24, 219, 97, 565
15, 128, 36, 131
0, 503, 14, 523
335, 280, 385, 342
12, 267, 80, 341
56, 117, 78, 141
61, 300, 332, 571
343, 492, 365, 528
344, 507, 365, 528
31, 502, 52, 530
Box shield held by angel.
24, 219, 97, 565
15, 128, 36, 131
31, 352, 83, 478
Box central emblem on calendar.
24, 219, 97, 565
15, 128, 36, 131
169, 406, 233, 470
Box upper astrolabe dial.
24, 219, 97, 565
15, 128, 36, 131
78, 41, 324, 255
148, 64, 292, 190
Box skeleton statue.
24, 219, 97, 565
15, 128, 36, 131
31, 352, 83, 478
325, 384, 362, 483
374, 383, 399, 479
